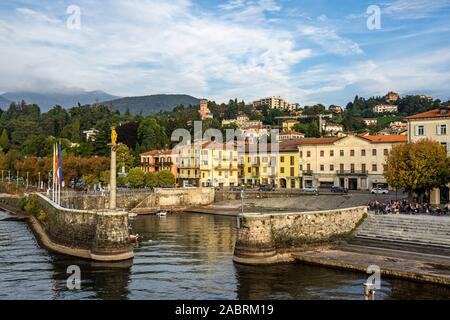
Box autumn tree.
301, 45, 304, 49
116, 143, 134, 173
385, 140, 450, 202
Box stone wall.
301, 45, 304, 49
61, 193, 150, 211
234, 206, 367, 265
34, 194, 133, 261
132, 188, 215, 213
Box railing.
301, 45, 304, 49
302, 170, 314, 176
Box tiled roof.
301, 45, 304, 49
296, 137, 343, 145
359, 135, 407, 143
141, 149, 174, 156
405, 106, 450, 120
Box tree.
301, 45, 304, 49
0, 129, 9, 151
156, 170, 176, 187
116, 143, 134, 173
385, 140, 450, 202
127, 168, 145, 188
145, 172, 158, 187
138, 117, 169, 151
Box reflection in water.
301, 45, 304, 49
1, 210, 450, 300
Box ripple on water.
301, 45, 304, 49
1, 211, 450, 300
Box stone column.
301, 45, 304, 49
110, 145, 117, 210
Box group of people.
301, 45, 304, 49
368, 200, 450, 216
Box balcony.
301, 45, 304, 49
302, 170, 314, 176
155, 161, 173, 167
337, 170, 368, 176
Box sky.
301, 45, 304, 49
0, 0, 449, 106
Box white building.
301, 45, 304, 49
374, 104, 398, 114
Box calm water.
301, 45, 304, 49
0, 210, 449, 300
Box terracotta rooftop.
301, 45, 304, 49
359, 135, 407, 143
141, 149, 174, 156
405, 106, 450, 120
296, 137, 343, 145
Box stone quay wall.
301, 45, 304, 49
61, 188, 215, 213
132, 188, 215, 213
33, 193, 133, 262
234, 206, 367, 265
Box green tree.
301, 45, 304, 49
116, 143, 134, 172
385, 140, 450, 202
127, 167, 145, 188
138, 117, 169, 151
145, 172, 158, 187
156, 170, 176, 187
0, 129, 9, 151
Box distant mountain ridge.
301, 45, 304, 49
0, 96, 11, 109
0, 90, 119, 111
102, 94, 201, 115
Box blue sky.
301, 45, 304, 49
0, 0, 449, 106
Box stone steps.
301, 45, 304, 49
350, 215, 450, 256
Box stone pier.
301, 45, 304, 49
234, 206, 367, 265
30, 193, 133, 262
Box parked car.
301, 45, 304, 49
331, 186, 348, 194
371, 187, 389, 195
259, 184, 274, 192
303, 186, 318, 193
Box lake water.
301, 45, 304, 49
0, 210, 449, 300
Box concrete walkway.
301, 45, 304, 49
293, 245, 450, 286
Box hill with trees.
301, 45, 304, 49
1, 90, 118, 112
102, 94, 201, 116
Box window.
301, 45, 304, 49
330, 150, 334, 157
248, 167, 251, 173
438, 124, 448, 135
320, 165, 324, 171
290, 167, 295, 176
350, 150, 355, 157
280, 167, 285, 174
340, 164, 344, 172
307, 164, 311, 171
300, 151, 303, 158
320, 150, 324, 157
307, 151, 311, 158
281, 156, 285, 163
416, 125, 425, 136
340, 150, 344, 157
361, 149, 366, 157
372, 164, 377, 172
441, 142, 448, 152
384, 149, 389, 156
372, 149, 377, 156
350, 164, 355, 173
330, 165, 334, 171
290, 156, 295, 166
362, 164, 366, 173
300, 164, 303, 171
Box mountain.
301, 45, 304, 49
0, 96, 11, 109
102, 94, 201, 115
1, 90, 119, 111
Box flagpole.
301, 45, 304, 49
52, 143, 55, 202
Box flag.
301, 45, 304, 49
58, 142, 63, 187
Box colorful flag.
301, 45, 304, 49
58, 142, 63, 187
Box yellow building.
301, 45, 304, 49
176, 141, 239, 188
298, 135, 407, 190
241, 144, 277, 187
277, 140, 302, 189
406, 106, 450, 205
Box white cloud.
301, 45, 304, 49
16, 7, 61, 24
0, 0, 310, 103
383, 0, 450, 19
296, 24, 364, 56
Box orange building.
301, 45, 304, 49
140, 150, 178, 177
199, 99, 213, 120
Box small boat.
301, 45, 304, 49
128, 212, 138, 218
130, 234, 140, 242
156, 211, 167, 217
